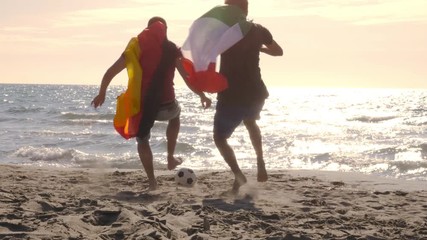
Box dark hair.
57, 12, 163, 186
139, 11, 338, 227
224, 0, 248, 14
147, 16, 167, 28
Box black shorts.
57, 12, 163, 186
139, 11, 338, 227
136, 100, 181, 143
213, 101, 264, 139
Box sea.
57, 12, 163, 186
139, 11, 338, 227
1, 84, 426, 181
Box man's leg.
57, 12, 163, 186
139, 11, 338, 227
166, 116, 182, 170
214, 133, 247, 193
243, 119, 268, 182
137, 139, 157, 190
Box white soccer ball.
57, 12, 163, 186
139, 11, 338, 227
175, 168, 197, 187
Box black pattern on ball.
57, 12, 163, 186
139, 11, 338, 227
187, 178, 193, 185
178, 171, 184, 177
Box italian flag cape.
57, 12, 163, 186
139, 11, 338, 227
180, 5, 252, 93
114, 22, 169, 139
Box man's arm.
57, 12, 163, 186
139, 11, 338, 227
91, 54, 126, 109
260, 40, 283, 56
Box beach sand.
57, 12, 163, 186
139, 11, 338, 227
0, 164, 426, 240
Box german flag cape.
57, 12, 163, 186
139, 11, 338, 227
114, 22, 168, 139
180, 5, 252, 93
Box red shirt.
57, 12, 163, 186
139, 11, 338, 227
161, 42, 181, 104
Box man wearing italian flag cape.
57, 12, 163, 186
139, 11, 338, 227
215, 0, 283, 193
181, 0, 283, 193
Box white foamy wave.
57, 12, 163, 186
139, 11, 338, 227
11, 146, 144, 169
14, 146, 79, 162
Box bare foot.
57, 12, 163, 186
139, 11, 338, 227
257, 160, 268, 182
148, 179, 158, 191
232, 172, 247, 194
167, 156, 183, 170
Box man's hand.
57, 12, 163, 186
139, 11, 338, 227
91, 93, 106, 109
91, 54, 125, 109
200, 94, 212, 109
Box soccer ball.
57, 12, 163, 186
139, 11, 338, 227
175, 168, 197, 187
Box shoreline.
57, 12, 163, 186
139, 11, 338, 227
1, 164, 426, 239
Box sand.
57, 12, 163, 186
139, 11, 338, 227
0, 164, 426, 240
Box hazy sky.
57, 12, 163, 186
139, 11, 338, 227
1, 0, 426, 88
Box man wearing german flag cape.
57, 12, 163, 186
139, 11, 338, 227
92, 17, 211, 190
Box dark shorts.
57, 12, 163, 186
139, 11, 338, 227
136, 100, 181, 143
213, 101, 265, 139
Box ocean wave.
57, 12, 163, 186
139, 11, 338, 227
365, 147, 398, 160
310, 153, 331, 162
410, 107, 427, 113
389, 159, 427, 172
61, 119, 112, 126
403, 117, 427, 126
26, 130, 110, 138
7, 106, 44, 114
0, 117, 21, 123
13, 146, 77, 162
348, 115, 397, 123
11, 146, 142, 169
365, 145, 427, 160
149, 140, 197, 154
59, 112, 115, 120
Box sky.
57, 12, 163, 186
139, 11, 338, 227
0, 0, 426, 89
